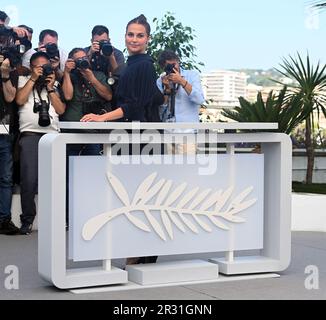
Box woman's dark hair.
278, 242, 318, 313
158, 50, 180, 69
68, 47, 86, 59
126, 14, 151, 36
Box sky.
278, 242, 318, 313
2, 0, 326, 73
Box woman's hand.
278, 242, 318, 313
80, 113, 107, 122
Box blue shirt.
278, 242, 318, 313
157, 68, 205, 123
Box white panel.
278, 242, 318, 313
70, 154, 264, 262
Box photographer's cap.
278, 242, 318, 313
30, 51, 50, 65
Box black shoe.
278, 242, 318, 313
0, 220, 20, 235
19, 223, 33, 235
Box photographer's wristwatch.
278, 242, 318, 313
1, 77, 10, 83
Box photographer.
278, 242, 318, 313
61, 47, 112, 154
157, 50, 205, 154
0, 11, 21, 235
85, 26, 125, 108
16, 51, 66, 235
20, 25, 36, 70
86, 25, 125, 76
24, 29, 68, 80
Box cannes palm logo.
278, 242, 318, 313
82, 172, 257, 241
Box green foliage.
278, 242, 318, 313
148, 12, 204, 73
221, 87, 310, 134
276, 53, 326, 120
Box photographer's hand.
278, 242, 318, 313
90, 41, 100, 55
12, 27, 28, 38
16, 67, 43, 106
46, 73, 56, 91
50, 57, 60, 71
1, 59, 16, 103
64, 59, 75, 74
168, 68, 184, 85
0, 59, 11, 78
80, 69, 112, 102
80, 68, 95, 82
31, 66, 43, 82
168, 68, 192, 95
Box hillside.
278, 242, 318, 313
231, 68, 286, 87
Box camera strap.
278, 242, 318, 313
33, 84, 50, 106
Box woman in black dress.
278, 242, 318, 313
81, 14, 163, 123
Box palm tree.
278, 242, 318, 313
276, 53, 326, 184
222, 87, 310, 134
312, 1, 326, 9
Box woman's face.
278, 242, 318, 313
125, 23, 149, 55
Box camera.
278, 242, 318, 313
98, 40, 113, 57
44, 43, 59, 59
35, 63, 54, 85
75, 57, 90, 70
42, 63, 54, 77
0, 46, 23, 68
164, 63, 176, 76
0, 28, 26, 68
33, 100, 51, 127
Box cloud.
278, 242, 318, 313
305, 7, 320, 30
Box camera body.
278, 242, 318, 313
75, 57, 90, 70
33, 100, 51, 127
0, 27, 26, 68
36, 63, 54, 84
44, 43, 59, 59
98, 40, 113, 57
164, 63, 176, 76
0, 46, 23, 68
42, 63, 54, 77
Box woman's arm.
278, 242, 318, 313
80, 107, 124, 122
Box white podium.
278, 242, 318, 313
38, 122, 291, 289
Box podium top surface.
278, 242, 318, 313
59, 122, 278, 131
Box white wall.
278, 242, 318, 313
292, 193, 326, 232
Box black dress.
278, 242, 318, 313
117, 53, 163, 122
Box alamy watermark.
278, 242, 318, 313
304, 265, 319, 290
2, 265, 19, 290
305, 7, 320, 30
106, 128, 223, 176
3, 5, 20, 26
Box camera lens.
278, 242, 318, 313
76, 58, 90, 70
45, 43, 59, 59
38, 101, 51, 127
42, 64, 54, 78
99, 41, 113, 57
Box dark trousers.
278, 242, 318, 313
19, 134, 43, 225
0, 135, 13, 222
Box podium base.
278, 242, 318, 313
209, 256, 281, 275
126, 260, 219, 286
